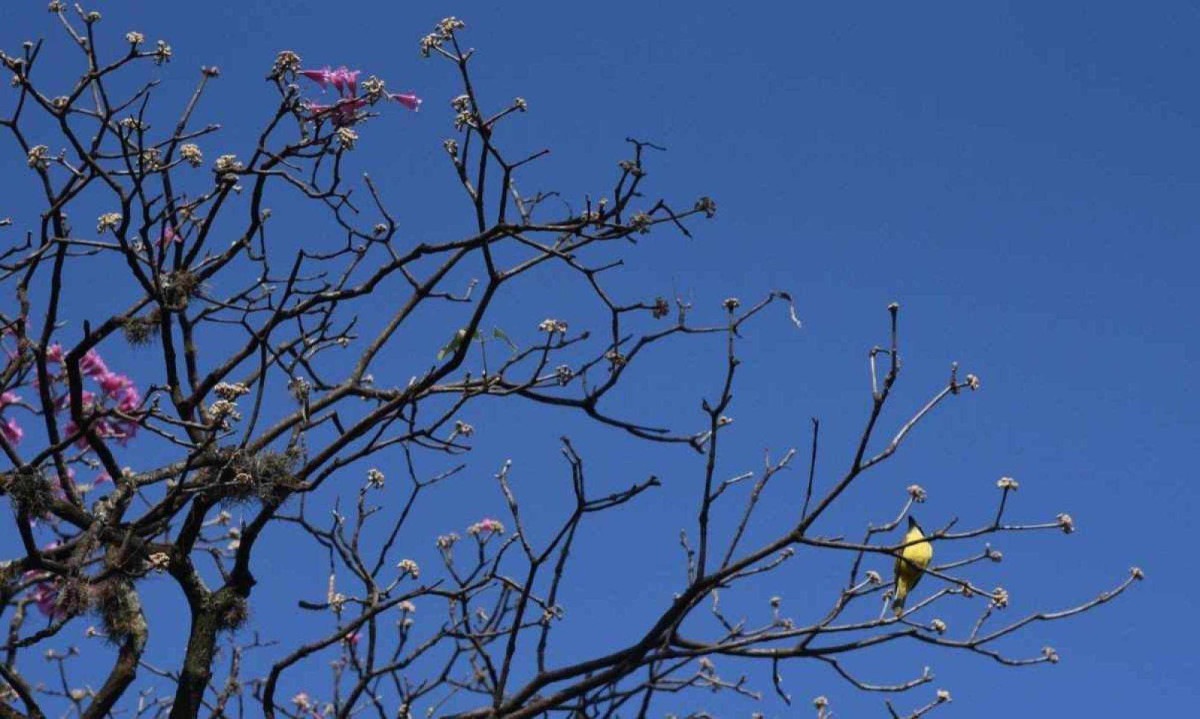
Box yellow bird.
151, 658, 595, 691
892, 516, 933, 616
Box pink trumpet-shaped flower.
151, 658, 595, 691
28, 578, 66, 619
79, 349, 108, 378
97, 371, 133, 399
300, 66, 360, 98
1, 417, 23, 445
330, 67, 359, 97
46, 343, 64, 363
388, 92, 422, 111
299, 66, 334, 90
117, 386, 141, 414
306, 97, 369, 128
0, 391, 19, 408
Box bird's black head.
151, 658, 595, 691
907, 515, 923, 532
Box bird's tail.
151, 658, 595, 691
892, 587, 907, 616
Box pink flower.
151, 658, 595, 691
330, 67, 359, 97
32, 580, 65, 619
306, 97, 369, 128
388, 92, 422, 111
117, 386, 141, 414
0, 391, 20, 408
79, 349, 108, 378
46, 343, 64, 363
1, 417, 23, 445
344, 631, 360, 647
97, 371, 133, 398
159, 226, 180, 247
299, 66, 334, 90
95, 471, 111, 485
300, 66, 360, 97
468, 517, 506, 536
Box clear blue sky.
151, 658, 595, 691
1, 1, 1194, 716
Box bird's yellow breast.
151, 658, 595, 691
900, 526, 932, 569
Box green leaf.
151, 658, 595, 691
492, 326, 518, 353
437, 328, 469, 361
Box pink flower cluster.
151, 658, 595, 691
298, 65, 421, 127
0, 390, 22, 445
25, 571, 66, 619
42, 345, 143, 447
23, 542, 67, 619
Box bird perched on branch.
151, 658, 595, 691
892, 515, 932, 616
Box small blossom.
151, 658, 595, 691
453, 419, 474, 437
513, 96, 527, 112
697, 656, 715, 674
769, 595, 782, 608
695, 196, 717, 217
722, 297, 740, 312
436, 532, 459, 550
1131, 566, 1145, 580
97, 213, 122, 234
146, 552, 170, 571
467, 517, 505, 536
966, 373, 981, 391
865, 570, 882, 585
930, 618, 947, 634
366, 468, 385, 489
125, 31, 144, 45
936, 689, 952, 703
1042, 646, 1060, 663
291, 692, 313, 710
717, 415, 733, 426
271, 50, 302, 78
214, 382, 250, 400
906, 484, 927, 502
206, 399, 242, 428
996, 476, 1019, 491
396, 556, 420, 578
180, 143, 203, 167
628, 212, 652, 233
154, 40, 172, 65
335, 126, 359, 150
214, 154, 242, 173
991, 586, 1009, 609
450, 94, 471, 112
398, 600, 416, 613
1056, 513, 1075, 534
813, 696, 829, 709
443, 138, 459, 157
554, 364, 574, 385
537, 318, 568, 334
